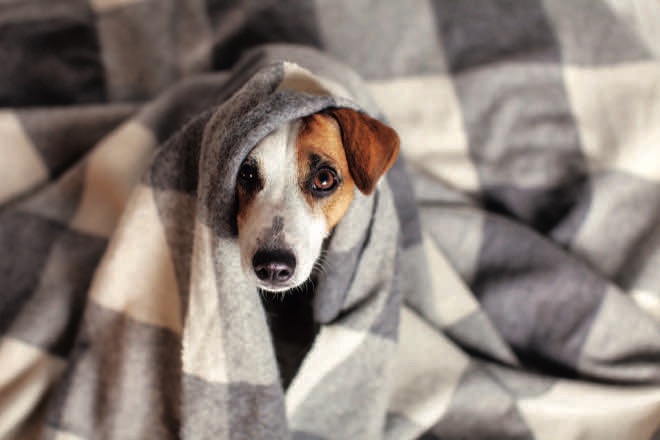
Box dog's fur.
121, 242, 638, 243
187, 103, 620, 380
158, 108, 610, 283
235, 108, 399, 388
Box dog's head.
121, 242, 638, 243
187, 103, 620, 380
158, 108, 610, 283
235, 108, 399, 292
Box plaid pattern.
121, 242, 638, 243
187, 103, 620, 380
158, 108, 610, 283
1, 1, 659, 439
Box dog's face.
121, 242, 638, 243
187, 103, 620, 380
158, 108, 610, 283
236, 108, 399, 292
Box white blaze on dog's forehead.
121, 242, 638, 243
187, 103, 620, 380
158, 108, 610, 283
248, 122, 300, 195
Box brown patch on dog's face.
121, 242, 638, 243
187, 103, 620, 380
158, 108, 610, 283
236, 155, 263, 232
324, 108, 400, 195
296, 114, 355, 230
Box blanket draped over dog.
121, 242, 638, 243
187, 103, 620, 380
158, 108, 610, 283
1, 2, 660, 439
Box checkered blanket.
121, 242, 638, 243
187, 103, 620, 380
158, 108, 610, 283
1, 1, 660, 439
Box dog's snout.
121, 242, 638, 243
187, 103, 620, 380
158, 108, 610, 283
252, 250, 296, 284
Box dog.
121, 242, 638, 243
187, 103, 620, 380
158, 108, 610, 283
235, 108, 400, 293
234, 107, 399, 388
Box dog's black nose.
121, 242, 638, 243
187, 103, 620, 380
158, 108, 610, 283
252, 250, 296, 284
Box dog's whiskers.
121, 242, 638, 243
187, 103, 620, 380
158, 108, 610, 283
312, 252, 329, 277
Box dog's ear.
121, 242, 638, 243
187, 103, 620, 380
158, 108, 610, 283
326, 108, 400, 195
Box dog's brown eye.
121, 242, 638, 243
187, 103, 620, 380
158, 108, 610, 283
238, 162, 261, 191
312, 167, 338, 193
239, 164, 257, 181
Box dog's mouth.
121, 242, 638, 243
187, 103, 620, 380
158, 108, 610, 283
254, 278, 304, 293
